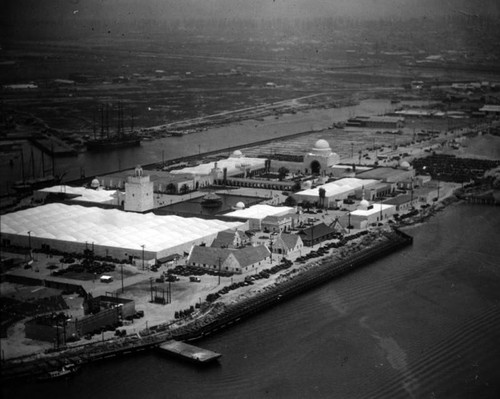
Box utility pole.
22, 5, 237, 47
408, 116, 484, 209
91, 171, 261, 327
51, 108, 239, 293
141, 244, 145, 271
27, 231, 32, 260
218, 257, 222, 285
121, 264, 124, 293
150, 277, 154, 302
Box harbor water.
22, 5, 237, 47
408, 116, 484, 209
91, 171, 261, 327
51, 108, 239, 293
3, 203, 500, 398
1, 99, 403, 187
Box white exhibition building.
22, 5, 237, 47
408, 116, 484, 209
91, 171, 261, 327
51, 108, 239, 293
1, 203, 245, 261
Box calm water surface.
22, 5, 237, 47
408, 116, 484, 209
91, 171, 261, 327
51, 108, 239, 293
3, 203, 500, 399
1, 99, 399, 187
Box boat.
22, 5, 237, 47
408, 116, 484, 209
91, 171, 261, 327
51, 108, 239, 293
86, 135, 141, 151
37, 363, 79, 382
201, 192, 223, 208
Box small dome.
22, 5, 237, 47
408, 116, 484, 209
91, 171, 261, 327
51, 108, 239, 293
400, 161, 411, 170
359, 199, 370, 210
90, 178, 100, 188
232, 150, 243, 158
313, 139, 331, 150
235, 201, 245, 209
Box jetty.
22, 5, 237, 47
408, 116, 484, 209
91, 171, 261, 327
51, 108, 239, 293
158, 340, 221, 363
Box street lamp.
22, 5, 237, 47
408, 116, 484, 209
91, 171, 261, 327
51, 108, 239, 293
141, 244, 145, 271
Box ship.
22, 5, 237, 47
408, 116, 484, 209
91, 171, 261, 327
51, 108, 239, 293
86, 103, 141, 152
12, 147, 64, 193
37, 363, 79, 382
86, 136, 141, 151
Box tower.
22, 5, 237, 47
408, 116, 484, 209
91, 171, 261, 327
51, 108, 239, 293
303, 139, 340, 175
124, 165, 154, 212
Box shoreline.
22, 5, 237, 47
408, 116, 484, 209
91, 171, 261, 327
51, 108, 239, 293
1, 229, 412, 381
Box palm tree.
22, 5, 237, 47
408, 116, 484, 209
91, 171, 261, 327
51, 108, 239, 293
180, 184, 189, 195
318, 187, 326, 208
166, 183, 176, 194
278, 167, 289, 181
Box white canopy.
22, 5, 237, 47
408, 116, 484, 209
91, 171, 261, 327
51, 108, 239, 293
1, 203, 244, 253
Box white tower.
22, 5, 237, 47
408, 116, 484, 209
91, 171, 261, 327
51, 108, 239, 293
124, 165, 154, 212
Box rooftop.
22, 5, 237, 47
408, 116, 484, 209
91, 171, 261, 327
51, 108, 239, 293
350, 203, 394, 216
356, 167, 412, 181
296, 178, 379, 197
1, 203, 244, 253
224, 204, 294, 220
170, 156, 266, 176
38, 185, 121, 204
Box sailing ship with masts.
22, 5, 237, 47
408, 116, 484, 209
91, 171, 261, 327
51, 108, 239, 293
12, 146, 64, 193
86, 102, 141, 151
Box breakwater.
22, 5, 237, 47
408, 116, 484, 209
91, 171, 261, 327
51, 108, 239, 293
1, 229, 412, 381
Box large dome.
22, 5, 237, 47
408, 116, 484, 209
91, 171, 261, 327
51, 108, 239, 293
90, 178, 100, 189
235, 201, 245, 209
313, 139, 331, 150
232, 150, 243, 158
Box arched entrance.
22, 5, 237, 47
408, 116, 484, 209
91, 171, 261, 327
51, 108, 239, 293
310, 160, 321, 175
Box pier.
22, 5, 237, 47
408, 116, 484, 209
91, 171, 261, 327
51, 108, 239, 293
158, 341, 221, 364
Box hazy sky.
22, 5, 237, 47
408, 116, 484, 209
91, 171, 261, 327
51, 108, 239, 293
3, 0, 499, 22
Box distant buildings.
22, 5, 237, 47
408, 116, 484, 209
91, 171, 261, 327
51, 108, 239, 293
345, 115, 405, 129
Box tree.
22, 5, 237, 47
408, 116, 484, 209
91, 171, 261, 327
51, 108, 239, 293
180, 184, 189, 194
278, 166, 289, 181
318, 187, 326, 208
166, 183, 176, 194
284, 195, 297, 207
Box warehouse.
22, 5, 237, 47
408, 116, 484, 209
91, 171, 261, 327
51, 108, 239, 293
292, 178, 379, 208
223, 204, 295, 231
0, 203, 245, 262
346, 203, 396, 230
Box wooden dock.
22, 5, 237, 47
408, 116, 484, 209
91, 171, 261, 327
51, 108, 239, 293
158, 340, 221, 364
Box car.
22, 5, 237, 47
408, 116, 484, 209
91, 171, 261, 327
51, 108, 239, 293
189, 277, 201, 282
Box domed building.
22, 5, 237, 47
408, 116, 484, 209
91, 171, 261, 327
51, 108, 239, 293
303, 139, 340, 175
234, 201, 246, 210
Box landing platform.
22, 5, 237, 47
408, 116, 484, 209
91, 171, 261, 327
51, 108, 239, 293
158, 340, 221, 363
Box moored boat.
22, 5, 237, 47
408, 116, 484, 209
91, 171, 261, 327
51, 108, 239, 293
37, 363, 79, 382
